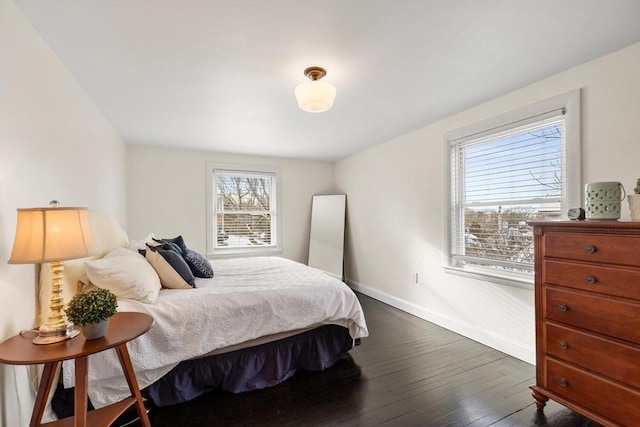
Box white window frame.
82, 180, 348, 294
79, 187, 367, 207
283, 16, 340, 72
444, 90, 581, 287
206, 162, 282, 257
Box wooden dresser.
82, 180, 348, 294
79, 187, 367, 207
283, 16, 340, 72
530, 221, 640, 426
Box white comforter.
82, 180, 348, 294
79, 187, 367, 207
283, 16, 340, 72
62, 256, 368, 407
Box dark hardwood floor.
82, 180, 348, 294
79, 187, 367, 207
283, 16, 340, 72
133, 293, 601, 426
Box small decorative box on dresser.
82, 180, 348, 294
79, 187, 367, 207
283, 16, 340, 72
530, 221, 640, 427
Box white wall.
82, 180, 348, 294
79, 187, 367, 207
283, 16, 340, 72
0, 2, 127, 425
335, 42, 640, 365
127, 145, 335, 264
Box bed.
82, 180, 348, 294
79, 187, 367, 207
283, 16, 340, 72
38, 211, 368, 412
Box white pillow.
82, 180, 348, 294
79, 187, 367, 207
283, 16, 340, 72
87, 210, 129, 257
85, 248, 161, 303
127, 233, 157, 251
104, 246, 141, 259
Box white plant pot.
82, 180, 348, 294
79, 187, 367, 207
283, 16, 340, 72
628, 194, 640, 221
81, 319, 109, 340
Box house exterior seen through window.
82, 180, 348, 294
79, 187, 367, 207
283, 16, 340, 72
447, 91, 580, 286
207, 164, 281, 256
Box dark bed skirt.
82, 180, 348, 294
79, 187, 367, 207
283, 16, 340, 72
52, 325, 356, 417
142, 324, 356, 407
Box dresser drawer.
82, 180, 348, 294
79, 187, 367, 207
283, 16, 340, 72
546, 322, 640, 389
544, 259, 640, 301
546, 358, 640, 426
545, 287, 640, 344
544, 232, 640, 266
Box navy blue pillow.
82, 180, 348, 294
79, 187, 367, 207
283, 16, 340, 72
184, 248, 214, 278
147, 244, 196, 288
153, 236, 187, 254
154, 236, 213, 279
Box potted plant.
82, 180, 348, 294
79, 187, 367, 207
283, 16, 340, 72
65, 288, 118, 339
629, 178, 640, 221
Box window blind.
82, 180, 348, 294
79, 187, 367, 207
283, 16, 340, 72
450, 110, 566, 274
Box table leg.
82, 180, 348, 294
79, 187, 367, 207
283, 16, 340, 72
30, 361, 59, 427
115, 343, 151, 427
74, 355, 89, 427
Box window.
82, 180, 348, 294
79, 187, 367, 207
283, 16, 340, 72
446, 90, 580, 286
206, 163, 282, 256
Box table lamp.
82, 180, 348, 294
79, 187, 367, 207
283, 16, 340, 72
8, 201, 93, 344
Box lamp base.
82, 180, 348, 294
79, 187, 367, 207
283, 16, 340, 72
32, 325, 79, 345
33, 260, 80, 345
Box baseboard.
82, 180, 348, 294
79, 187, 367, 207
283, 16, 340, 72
346, 279, 535, 365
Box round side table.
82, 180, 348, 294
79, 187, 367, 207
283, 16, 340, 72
0, 311, 153, 427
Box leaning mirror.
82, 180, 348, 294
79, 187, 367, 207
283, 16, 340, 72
308, 194, 346, 280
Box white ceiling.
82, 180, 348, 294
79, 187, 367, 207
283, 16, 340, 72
13, 0, 640, 161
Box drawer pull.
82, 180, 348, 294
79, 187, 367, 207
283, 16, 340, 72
585, 275, 596, 284
558, 378, 569, 387
559, 341, 568, 350
558, 304, 568, 312
584, 245, 596, 254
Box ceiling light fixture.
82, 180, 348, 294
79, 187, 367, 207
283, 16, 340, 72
295, 66, 336, 113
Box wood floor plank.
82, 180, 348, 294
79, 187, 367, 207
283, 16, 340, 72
139, 293, 603, 427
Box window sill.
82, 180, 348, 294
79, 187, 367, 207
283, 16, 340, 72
443, 265, 533, 290
207, 246, 282, 258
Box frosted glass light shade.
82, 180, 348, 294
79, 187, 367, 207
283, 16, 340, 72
295, 80, 337, 113
8, 207, 93, 264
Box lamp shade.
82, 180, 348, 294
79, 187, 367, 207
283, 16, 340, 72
295, 80, 337, 113
8, 206, 93, 264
